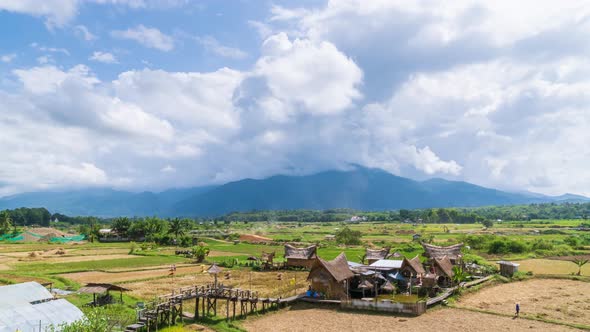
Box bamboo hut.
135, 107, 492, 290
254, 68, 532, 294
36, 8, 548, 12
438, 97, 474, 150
284, 244, 317, 269
308, 253, 354, 300
365, 247, 390, 265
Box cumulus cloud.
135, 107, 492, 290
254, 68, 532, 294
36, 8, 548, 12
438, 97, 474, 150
89, 51, 118, 64
111, 25, 174, 51
3, 0, 590, 197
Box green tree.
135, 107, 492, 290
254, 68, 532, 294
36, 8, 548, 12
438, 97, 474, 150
192, 244, 210, 263
482, 219, 494, 228
452, 265, 468, 285
168, 217, 189, 239
335, 226, 362, 245
111, 217, 131, 238
0, 211, 12, 235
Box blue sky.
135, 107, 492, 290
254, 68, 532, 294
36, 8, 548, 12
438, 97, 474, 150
1, 0, 590, 196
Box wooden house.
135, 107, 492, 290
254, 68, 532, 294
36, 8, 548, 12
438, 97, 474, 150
308, 253, 354, 300
284, 244, 318, 269
401, 255, 426, 278
430, 256, 455, 287
365, 247, 390, 265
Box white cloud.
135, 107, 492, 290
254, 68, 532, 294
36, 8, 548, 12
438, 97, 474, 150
0, 0, 187, 28
36, 55, 52, 64
111, 25, 174, 51
4, 1, 590, 197
0, 0, 78, 28
196, 36, 247, 59
161, 165, 176, 173
74, 25, 97, 41
30, 43, 70, 55
89, 51, 118, 64
247, 33, 363, 117
0, 53, 16, 63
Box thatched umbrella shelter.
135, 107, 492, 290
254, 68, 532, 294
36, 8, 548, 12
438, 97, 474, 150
380, 280, 396, 293
358, 279, 373, 298
207, 263, 223, 287
307, 253, 354, 300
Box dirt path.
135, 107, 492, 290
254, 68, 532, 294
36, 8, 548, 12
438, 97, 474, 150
457, 278, 590, 327
242, 304, 579, 332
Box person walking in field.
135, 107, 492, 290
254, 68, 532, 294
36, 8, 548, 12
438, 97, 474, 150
515, 302, 520, 317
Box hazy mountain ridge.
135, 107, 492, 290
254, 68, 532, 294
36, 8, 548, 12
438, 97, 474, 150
0, 167, 586, 217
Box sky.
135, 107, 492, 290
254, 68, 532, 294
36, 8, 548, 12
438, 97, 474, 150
1, 0, 590, 197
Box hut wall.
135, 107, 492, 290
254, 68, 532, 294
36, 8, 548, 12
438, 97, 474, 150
287, 258, 315, 269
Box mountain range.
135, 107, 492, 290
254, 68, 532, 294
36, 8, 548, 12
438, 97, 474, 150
0, 167, 587, 217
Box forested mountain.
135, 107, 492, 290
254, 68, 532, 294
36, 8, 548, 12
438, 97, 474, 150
0, 167, 587, 217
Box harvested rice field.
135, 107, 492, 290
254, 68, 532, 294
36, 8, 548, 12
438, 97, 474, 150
124, 270, 309, 300
242, 304, 580, 332
457, 278, 590, 327
518, 259, 590, 275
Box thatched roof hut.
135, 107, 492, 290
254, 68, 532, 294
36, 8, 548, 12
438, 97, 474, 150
308, 253, 354, 300
421, 243, 463, 263
284, 244, 317, 268
433, 256, 454, 278
365, 247, 390, 265
401, 255, 426, 277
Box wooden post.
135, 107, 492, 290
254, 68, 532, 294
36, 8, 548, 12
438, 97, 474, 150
194, 296, 199, 321
226, 298, 229, 321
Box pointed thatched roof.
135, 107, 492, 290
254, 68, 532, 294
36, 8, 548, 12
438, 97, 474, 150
403, 255, 426, 275
358, 279, 373, 289
308, 253, 354, 283
284, 244, 317, 259
433, 256, 454, 278
207, 264, 223, 275
422, 243, 464, 260
381, 280, 396, 292
365, 247, 390, 261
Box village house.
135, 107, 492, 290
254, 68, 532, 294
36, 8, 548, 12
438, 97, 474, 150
284, 244, 318, 269
308, 253, 354, 300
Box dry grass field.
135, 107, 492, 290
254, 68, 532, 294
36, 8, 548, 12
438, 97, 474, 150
242, 304, 580, 332
518, 259, 590, 275
457, 279, 590, 327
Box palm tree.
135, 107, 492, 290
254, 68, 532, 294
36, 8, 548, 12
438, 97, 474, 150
571, 257, 589, 276
168, 218, 187, 239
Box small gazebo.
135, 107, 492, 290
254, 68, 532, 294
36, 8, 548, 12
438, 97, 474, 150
78, 283, 130, 306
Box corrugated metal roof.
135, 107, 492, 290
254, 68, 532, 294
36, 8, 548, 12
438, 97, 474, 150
0, 282, 53, 308
0, 299, 84, 332
369, 259, 403, 269
0, 282, 84, 332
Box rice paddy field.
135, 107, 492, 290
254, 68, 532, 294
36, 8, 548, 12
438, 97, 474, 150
0, 219, 589, 331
